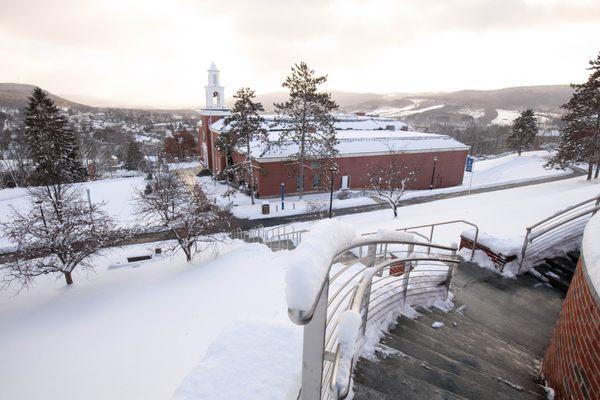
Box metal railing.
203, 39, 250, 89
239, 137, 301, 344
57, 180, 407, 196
519, 194, 600, 273
228, 224, 306, 251
289, 237, 459, 400
362, 220, 479, 262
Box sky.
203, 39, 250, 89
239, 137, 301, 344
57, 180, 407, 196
1, 0, 600, 109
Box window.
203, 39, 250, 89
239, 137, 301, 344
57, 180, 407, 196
313, 173, 321, 188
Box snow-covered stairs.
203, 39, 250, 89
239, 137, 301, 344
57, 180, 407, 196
352, 262, 563, 400
530, 251, 579, 293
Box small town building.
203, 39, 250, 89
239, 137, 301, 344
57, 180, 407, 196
198, 64, 470, 198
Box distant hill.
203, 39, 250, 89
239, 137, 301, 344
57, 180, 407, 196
0, 83, 94, 110
1, 82, 573, 127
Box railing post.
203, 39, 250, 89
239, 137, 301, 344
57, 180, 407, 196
300, 283, 328, 400
518, 227, 531, 275
428, 225, 435, 254
402, 268, 411, 309
470, 227, 479, 262
445, 264, 454, 299
593, 197, 600, 216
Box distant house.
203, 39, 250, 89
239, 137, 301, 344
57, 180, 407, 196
197, 64, 470, 198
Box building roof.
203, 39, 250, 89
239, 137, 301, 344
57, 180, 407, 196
211, 114, 468, 162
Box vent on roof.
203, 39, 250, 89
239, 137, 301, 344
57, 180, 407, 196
386, 125, 396, 131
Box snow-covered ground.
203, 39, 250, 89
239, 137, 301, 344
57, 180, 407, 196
0, 239, 300, 400
1, 172, 598, 399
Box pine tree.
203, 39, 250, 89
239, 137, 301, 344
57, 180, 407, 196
221, 88, 267, 205
124, 140, 144, 171
24, 87, 86, 185
549, 52, 600, 180
507, 109, 537, 156
274, 62, 338, 199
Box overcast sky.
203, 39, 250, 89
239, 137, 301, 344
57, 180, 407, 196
1, 0, 599, 108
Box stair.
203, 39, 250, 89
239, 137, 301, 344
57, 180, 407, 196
530, 251, 579, 293
352, 262, 563, 400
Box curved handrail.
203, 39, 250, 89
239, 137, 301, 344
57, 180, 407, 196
288, 239, 458, 325
331, 256, 461, 399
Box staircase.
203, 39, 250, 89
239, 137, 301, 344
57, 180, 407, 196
530, 250, 579, 293
352, 262, 563, 400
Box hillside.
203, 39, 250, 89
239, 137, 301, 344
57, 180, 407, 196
0, 83, 94, 110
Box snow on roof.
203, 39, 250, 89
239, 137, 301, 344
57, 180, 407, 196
210, 114, 409, 132
251, 132, 468, 161
211, 114, 467, 161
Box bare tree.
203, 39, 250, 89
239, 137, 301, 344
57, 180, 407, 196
1, 184, 127, 288
135, 168, 229, 261
367, 155, 413, 218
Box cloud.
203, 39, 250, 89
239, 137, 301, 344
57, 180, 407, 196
1, 0, 599, 107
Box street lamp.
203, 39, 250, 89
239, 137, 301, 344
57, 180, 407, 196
328, 165, 339, 219
430, 156, 438, 190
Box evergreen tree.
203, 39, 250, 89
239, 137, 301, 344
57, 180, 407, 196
124, 140, 144, 171
507, 109, 537, 155
221, 87, 267, 205
549, 52, 600, 180
274, 62, 338, 199
24, 87, 86, 185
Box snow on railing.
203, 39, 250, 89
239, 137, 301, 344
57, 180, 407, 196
286, 222, 459, 400
519, 194, 600, 273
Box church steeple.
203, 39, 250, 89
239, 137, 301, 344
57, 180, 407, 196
205, 62, 225, 109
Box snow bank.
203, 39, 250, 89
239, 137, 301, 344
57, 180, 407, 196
173, 317, 302, 400
583, 213, 600, 293
461, 229, 521, 256
285, 220, 357, 312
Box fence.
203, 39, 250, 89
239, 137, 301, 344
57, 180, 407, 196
228, 224, 306, 251
519, 194, 600, 273
288, 237, 459, 400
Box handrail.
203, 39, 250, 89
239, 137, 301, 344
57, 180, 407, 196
519, 195, 600, 272
288, 239, 458, 325
527, 194, 600, 230
362, 219, 479, 262
331, 256, 460, 399
289, 236, 459, 400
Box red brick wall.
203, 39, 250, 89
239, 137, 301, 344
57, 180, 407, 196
254, 150, 468, 197
198, 114, 226, 170
542, 258, 600, 400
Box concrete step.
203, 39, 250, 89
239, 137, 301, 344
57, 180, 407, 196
381, 328, 543, 397
371, 336, 544, 400
531, 264, 570, 293
354, 358, 467, 400
388, 315, 540, 379
416, 306, 538, 362
545, 257, 576, 276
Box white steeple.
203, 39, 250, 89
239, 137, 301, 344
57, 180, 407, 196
205, 62, 225, 109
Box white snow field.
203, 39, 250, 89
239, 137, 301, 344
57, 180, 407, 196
491, 109, 521, 125
0, 240, 301, 400
0, 169, 597, 400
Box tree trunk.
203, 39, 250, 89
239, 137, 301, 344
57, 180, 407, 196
248, 142, 255, 205
587, 161, 593, 181
393, 204, 398, 218
183, 245, 192, 262
595, 162, 599, 179
298, 133, 306, 200
518, 148, 522, 156
64, 271, 73, 285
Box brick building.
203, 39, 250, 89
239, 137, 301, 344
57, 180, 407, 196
198, 64, 470, 198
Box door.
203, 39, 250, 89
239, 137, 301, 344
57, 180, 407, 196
340, 175, 350, 190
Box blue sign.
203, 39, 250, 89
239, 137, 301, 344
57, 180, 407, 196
465, 156, 474, 172
280, 183, 285, 210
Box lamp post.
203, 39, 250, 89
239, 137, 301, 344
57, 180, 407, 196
34, 199, 47, 228
328, 165, 339, 219
430, 156, 438, 190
